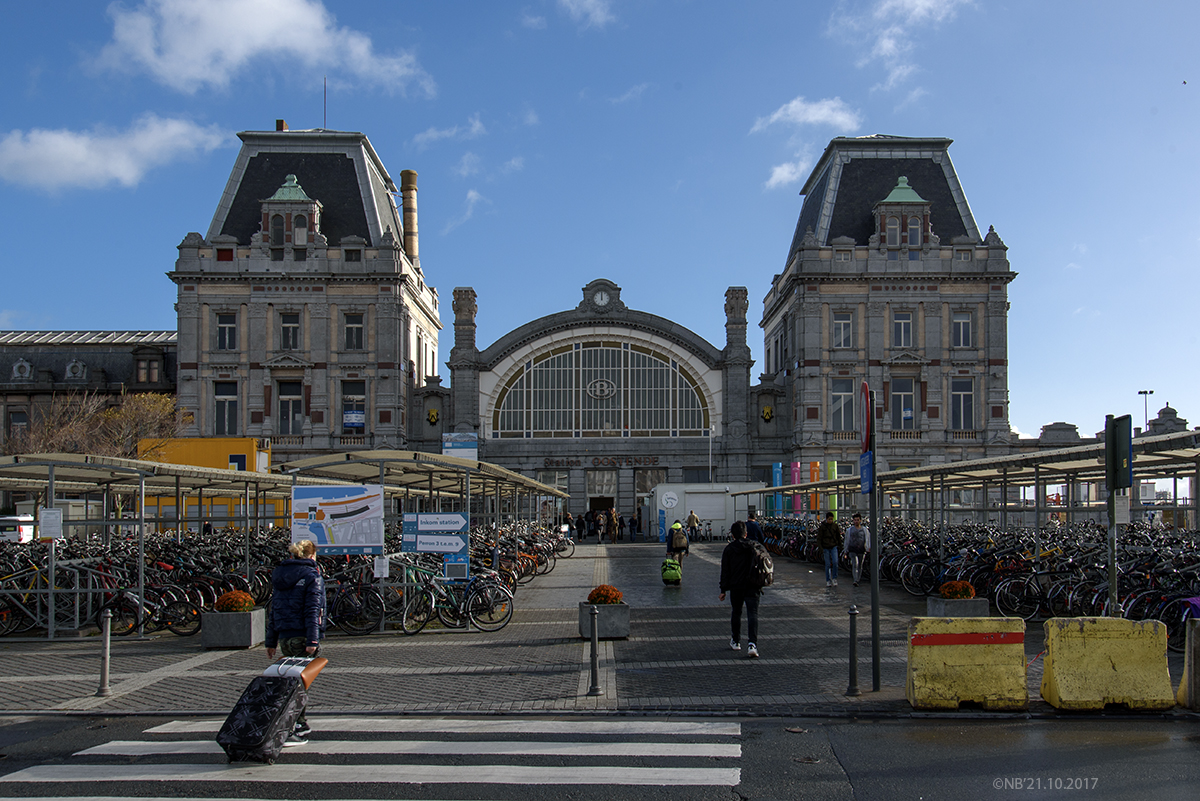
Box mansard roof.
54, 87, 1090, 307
207, 129, 404, 248
787, 135, 981, 265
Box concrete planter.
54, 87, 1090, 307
578, 602, 630, 640
927, 597, 990, 617
201, 608, 266, 649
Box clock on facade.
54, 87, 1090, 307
593, 290, 610, 307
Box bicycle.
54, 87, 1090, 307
399, 565, 513, 635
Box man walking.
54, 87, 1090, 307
816, 512, 841, 587
719, 521, 760, 658
843, 512, 870, 587
745, 510, 764, 543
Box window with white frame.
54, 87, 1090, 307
892, 312, 912, 348
952, 312, 973, 348
830, 378, 855, 431
214, 382, 237, 436
216, 313, 237, 351
341, 380, 365, 435
494, 343, 708, 438
344, 313, 364, 351
951, 378, 974, 430
891, 377, 915, 429
886, 217, 900, 247
278, 381, 304, 436
832, 312, 853, 349
280, 313, 300, 350
907, 217, 921, 248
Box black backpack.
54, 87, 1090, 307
748, 540, 774, 589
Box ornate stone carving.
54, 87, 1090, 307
453, 287, 478, 321
11, 358, 32, 381
984, 225, 1006, 248
724, 287, 748, 321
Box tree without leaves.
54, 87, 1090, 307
5, 392, 182, 459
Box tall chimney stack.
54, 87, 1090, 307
400, 169, 419, 263
276, 119, 288, 131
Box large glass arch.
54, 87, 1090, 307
493, 341, 710, 438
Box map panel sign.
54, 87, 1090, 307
291, 485, 385, 555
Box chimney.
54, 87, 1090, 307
276, 119, 288, 132
400, 169, 419, 263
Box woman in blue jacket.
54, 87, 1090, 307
264, 539, 325, 744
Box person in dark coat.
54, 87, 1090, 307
816, 512, 842, 587
719, 521, 760, 658
264, 539, 325, 744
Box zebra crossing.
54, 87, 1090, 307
0, 715, 742, 791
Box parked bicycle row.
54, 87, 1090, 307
757, 515, 1200, 652
0, 521, 576, 639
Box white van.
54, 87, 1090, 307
0, 515, 34, 543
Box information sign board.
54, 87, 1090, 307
291, 485, 384, 555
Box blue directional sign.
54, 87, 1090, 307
859, 451, 874, 495
400, 513, 469, 555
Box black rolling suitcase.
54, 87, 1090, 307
216, 675, 307, 764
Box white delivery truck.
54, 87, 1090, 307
0, 515, 35, 543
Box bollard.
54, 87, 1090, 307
96, 608, 113, 697
587, 605, 603, 696
845, 604, 861, 697
1181, 618, 1200, 710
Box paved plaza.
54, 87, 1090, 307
0, 540, 1189, 718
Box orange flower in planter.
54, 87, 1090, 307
586, 585, 623, 605
215, 590, 256, 612
938, 581, 975, 600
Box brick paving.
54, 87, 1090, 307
0, 540, 1188, 718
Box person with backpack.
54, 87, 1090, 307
719, 520, 764, 658
816, 511, 842, 588
843, 512, 871, 587
667, 521, 689, 564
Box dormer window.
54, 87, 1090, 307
907, 217, 921, 248
294, 214, 307, 246
886, 217, 900, 247
271, 215, 285, 246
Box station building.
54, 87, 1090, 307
169, 122, 441, 460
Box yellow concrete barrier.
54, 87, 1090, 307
1175, 618, 1199, 709
1041, 617, 1174, 711
906, 616, 1027, 711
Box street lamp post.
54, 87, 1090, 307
1138, 390, 1154, 430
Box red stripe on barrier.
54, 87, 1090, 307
911, 632, 1025, 646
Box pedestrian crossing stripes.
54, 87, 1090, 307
1, 716, 742, 789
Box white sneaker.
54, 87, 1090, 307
832, 579, 838, 587
747, 643, 759, 658
729, 638, 740, 651
283, 733, 308, 747
826, 580, 832, 587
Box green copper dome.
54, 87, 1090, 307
880, 176, 926, 204
265, 174, 312, 202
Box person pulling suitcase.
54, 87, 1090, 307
264, 539, 326, 745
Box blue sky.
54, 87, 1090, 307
1, 0, 1197, 441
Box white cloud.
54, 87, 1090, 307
521, 11, 547, 29
1073, 243, 1088, 255
559, 0, 615, 29
98, 0, 434, 95
499, 157, 525, 175
610, 83, 650, 104
412, 114, 487, 150
443, 189, 489, 234
1065, 262, 1083, 271
523, 108, 540, 126
765, 157, 814, 190
750, 96, 862, 134
828, 0, 970, 92
0, 114, 226, 191
454, 152, 481, 178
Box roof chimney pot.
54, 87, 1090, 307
276, 119, 288, 132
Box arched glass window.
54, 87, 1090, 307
886, 216, 900, 247
494, 343, 708, 437
271, 214, 285, 246
293, 214, 307, 246
907, 217, 921, 247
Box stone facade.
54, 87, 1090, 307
169, 123, 440, 459
413, 280, 760, 517
759, 135, 1017, 490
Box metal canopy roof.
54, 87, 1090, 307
275, 450, 568, 499
730, 429, 1200, 497
0, 453, 332, 498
